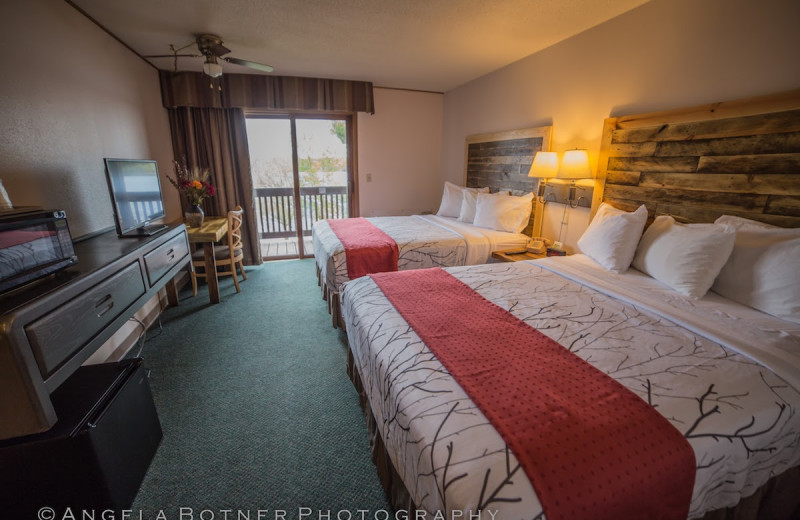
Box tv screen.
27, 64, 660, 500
104, 159, 166, 237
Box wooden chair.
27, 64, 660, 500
191, 206, 247, 295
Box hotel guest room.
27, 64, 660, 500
1, 0, 799, 519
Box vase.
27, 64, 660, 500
185, 204, 204, 228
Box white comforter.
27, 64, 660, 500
312, 215, 528, 292
341, 256, 800, 519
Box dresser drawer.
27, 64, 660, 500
25, 262, 146, 379
143, 232, 189, 287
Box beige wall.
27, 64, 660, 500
0, 0, 176, 238
442, 0, 800, 246
358, 87, 444, 216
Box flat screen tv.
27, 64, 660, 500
104, 158, 167, 237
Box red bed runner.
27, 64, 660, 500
328, 218, 399, 280
369, 268, 696, 520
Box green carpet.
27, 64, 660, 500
131, 259, 391, 517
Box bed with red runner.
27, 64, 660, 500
341, 258, 800, 519
313, 214, 529, 327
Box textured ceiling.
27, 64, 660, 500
70, 0, 651, 92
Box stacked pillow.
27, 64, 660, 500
458, 190, 508, 223
711, 216, 800, 324
576, 203, 648, 272
577, 206, 799, 322
473, 192, 533, 233
436, 182, 489, 218
631, 216, 736, 298
435, 182, 532, 234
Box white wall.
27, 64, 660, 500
358, 87, 444, 216
0, 0, 176, 238
442, 0, 800, 248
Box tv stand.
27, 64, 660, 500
121, 223, 168, 237
0, 223, 190, 441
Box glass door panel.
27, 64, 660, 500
245, 118, 299, 259
296, 119, 350, 247
246, 116, 353, 260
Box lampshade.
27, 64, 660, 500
202, 57, 223, 78
558, 149, 592, 180
528, 151, 559, 179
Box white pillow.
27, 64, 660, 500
632, 216, 735, 299
473, 192, 533, 233
458, 190, 508, 223
713, 216, 800, 323
436, 182, 488, 218
577, 203, 648, 272
714, 215, 778, 231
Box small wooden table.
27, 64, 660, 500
186, 217, 228, 304
491, 249, 547, 262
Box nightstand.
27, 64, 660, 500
491, 249, 547, 262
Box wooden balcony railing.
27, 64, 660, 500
254, 186, 348, 238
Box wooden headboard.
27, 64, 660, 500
464, 125, 552, 235
594, 90, 800, 227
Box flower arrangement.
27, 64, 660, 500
167, 158, 216, 206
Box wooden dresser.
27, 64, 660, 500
0, 223, 190, 441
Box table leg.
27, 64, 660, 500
204, 242, 220, 304
165, 277, 180, 307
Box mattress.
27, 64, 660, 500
312, 215, 528, 293
340, 256, 800, 519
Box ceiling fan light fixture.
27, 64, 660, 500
202, 56, 223, 78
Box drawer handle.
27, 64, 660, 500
166, 248, 174, 255
95, 294, 114, 317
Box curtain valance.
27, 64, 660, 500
160, 71, 374, 114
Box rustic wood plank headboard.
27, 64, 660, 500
464, 125, 552, 235
594, 90, 800, 227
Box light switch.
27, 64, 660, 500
366, 173, 373, 182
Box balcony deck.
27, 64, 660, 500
260, 236, 314, 258
255, 186, 346, 260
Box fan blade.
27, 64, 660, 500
223, 57, 274, 72
144, 54, 200, 58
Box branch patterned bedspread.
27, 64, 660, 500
341, 260, 800, 519
313, 215, 527, 292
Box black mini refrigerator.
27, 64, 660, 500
0, 358, 162, 517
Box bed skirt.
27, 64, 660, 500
346, 349, 800, 520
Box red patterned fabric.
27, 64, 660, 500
329, 218, 399, 280
370, 268, 696, 520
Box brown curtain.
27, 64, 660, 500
160, 71, 375, 113
167, 107, 262, 266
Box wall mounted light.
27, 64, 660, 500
557, 149, 592, 208
527, 151, 559, 203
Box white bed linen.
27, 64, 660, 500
312, 214, 527, 292
538, 254, 800, 390
341, 259, 800, 519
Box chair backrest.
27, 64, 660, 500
227, 206, 244, 255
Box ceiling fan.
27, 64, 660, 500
146, 34, 274, 78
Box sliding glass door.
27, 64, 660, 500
246, 115, 354, 259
